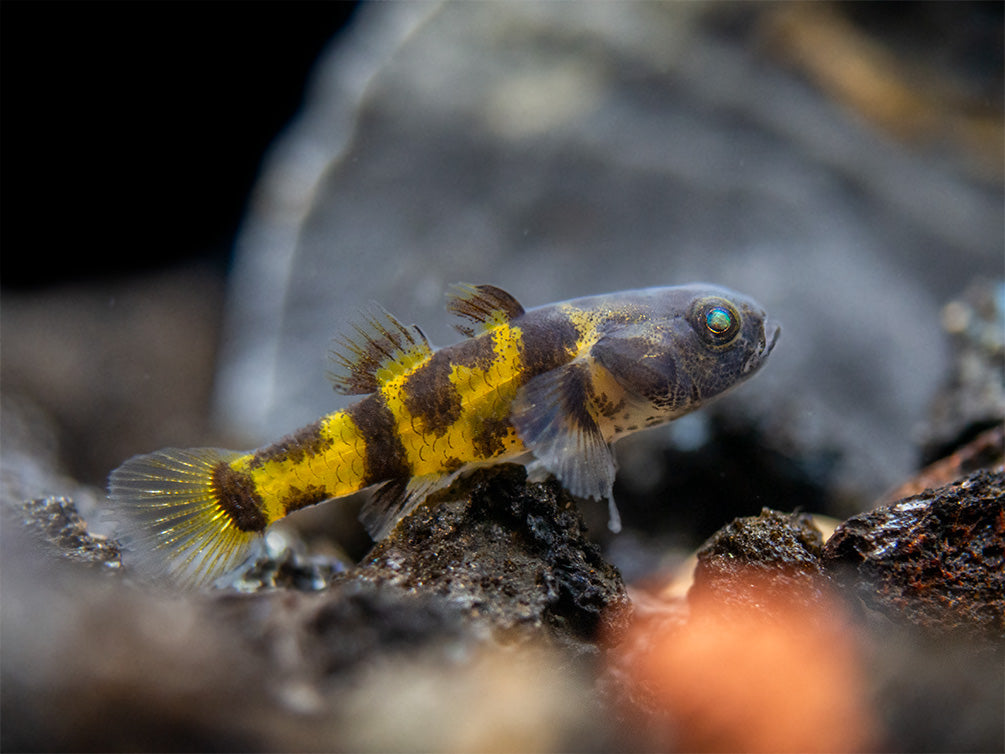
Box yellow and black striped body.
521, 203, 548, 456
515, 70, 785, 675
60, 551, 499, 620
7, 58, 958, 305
107, 283, 779, 587
213, 301, 593, 533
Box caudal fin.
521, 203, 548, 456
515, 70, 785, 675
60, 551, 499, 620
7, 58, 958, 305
106, 447, 262, 588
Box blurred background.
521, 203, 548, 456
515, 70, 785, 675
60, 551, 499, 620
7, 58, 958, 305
2, 0, 356, 469
3, 1, 1002, 544
2, 4, 1003, 752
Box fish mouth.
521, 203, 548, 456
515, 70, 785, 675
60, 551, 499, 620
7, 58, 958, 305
741, 319, 781, 375
762, 319, 781, 357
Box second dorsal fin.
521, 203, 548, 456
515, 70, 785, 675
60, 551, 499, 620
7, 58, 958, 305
328, 304, 433, 395
446, 283, 526, 337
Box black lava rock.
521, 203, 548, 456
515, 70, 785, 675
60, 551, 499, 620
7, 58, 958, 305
823, 469, 1005, 641
17, 495, 121, 571
922, 279, 1005, 466
213, 578, 474, 686
353, 464, 633, 655
688, 507, 831, 616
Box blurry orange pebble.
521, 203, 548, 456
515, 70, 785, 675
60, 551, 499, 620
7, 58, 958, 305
616, 581, 877, 753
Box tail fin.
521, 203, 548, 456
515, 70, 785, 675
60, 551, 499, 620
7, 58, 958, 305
106, 447, 263, 588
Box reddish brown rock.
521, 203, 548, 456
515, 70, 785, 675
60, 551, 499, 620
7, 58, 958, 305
823, 469, 1005, 641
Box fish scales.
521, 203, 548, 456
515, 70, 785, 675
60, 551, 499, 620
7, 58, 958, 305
226, 309, 585, 520
107, 283, 779, 587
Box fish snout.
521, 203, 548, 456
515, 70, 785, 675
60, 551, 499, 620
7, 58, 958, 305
762, 319, 781, 357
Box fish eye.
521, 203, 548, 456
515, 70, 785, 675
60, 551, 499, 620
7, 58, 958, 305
691, 298, 741, 344
705, 307, 733, 335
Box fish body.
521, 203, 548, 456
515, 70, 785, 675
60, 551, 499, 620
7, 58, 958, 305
107, 283, 779, 587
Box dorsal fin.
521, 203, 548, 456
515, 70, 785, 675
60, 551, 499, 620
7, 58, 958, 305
328, 304, 433, 395
446, 283, 526, 337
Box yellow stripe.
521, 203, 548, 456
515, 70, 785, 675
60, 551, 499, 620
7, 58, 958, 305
222, 309, 600, 523
234, 410, 369, 522
381, 323, 529, 477
446, 323, 526, 461
561, 305, 605, 353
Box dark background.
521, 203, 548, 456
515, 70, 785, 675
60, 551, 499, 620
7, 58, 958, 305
2, 1, 360, 289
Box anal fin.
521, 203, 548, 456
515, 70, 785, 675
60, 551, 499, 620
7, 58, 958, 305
359, 472, 457, 540
328, 304, 433, 395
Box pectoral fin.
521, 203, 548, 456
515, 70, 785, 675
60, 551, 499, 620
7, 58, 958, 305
510, 361, 622, 531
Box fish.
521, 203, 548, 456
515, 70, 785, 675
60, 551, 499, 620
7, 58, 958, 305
107, 283, 779, 587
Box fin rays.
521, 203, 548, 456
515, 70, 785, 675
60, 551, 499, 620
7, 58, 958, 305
447, 283, 525, 337
359, 472, 458, 540
106, 447, 260, 588
510, 360, 622, 532
328, 304, 433, 395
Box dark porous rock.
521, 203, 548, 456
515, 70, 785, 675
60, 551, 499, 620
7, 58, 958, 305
17, 495, 122, 571
922, 279, 1005, 466
823, 469, 1005, 641
352, 464, 633, 655
208, 579, 477, 733
304, 581, 471, 676
689, 507, 829, 613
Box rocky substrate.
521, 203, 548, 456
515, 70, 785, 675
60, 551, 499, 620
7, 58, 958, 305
3, 452, 1002, 752
5, 4, 1003, 748
4, 277, 1004, 752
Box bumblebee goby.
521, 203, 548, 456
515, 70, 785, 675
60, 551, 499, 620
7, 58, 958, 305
107, 283, 779, 587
